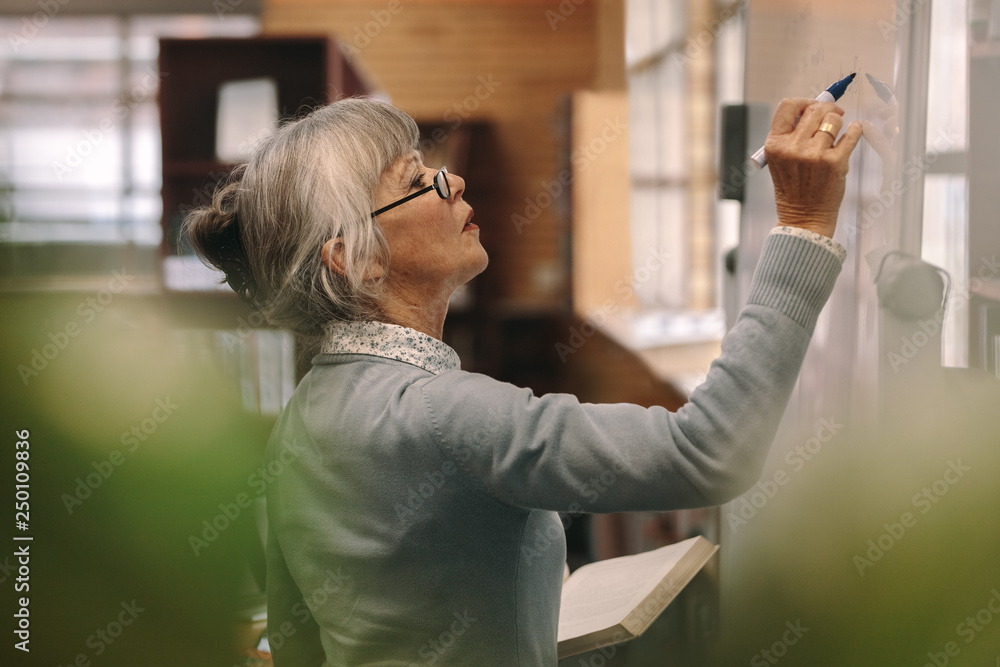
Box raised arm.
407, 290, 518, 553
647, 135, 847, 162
417, 99, 863, 513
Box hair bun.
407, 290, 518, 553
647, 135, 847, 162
214, 215, 260, 309
182, 173, 261, 310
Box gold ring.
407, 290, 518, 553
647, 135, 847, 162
816, 122, 838, 140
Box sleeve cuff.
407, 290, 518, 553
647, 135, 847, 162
769, 225, 847, 264
747, 231, 843, 332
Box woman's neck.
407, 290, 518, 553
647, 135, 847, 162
377, 282, 452, 341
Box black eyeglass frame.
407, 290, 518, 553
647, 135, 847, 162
370, 167, 450, 218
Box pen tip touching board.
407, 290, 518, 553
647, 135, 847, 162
827, 72, 857, 101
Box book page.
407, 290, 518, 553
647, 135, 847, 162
557, 536, 703, 641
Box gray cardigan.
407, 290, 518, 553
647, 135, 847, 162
263, 228, 844, 666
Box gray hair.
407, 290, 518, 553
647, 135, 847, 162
183, 97, 420, 337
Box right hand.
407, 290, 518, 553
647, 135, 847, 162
764, 97, 863, 239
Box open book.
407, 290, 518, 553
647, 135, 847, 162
557, 535, 719, 659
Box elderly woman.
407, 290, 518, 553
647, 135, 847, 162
185, 97, 860, 666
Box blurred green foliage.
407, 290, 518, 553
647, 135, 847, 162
0, 291, 274, 666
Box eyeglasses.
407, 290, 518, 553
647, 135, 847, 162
370, 167, 451, 218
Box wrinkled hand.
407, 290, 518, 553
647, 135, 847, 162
764, 98, 863, 238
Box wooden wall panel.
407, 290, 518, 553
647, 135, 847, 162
571, 90, 633, 318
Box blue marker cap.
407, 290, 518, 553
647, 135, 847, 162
826, 72, 856, 101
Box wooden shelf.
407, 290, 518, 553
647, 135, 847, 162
163, 160, 239, 178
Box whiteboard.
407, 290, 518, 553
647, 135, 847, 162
719, 2, 1000, 665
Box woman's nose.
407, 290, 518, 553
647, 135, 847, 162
445, 171, 465, 201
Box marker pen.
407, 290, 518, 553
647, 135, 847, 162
750, 72, 857, 169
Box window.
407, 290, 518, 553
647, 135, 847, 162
623, 0, 745, 357
0, 14, 258, 247
921, 0, 969, 368
626, 0, 689, 308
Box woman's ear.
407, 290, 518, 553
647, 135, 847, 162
321, 238, 385, 280
321, 238, 348, 276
